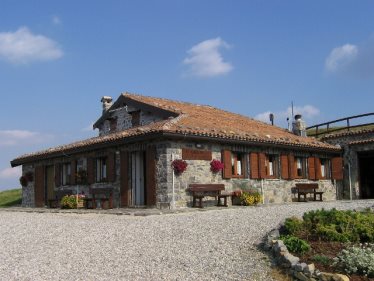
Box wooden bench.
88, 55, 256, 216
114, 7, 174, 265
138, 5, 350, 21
187, 184, 229, 208
48, 190, 73, 208
84, 188, 113, 209
295, 183, 324, 202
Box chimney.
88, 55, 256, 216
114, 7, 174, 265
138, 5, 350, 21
292, 114, 307, 137
101, 96, 113, 114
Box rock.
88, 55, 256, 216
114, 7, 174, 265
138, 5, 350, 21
303, 263, 315, 275
293, 271, 310, 281
294, 262, 307, 272
319, 272, 350, 281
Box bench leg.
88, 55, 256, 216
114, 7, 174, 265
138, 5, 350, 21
198, 197, 203, 208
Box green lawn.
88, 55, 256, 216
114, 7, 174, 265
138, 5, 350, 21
0, 188, 22, 207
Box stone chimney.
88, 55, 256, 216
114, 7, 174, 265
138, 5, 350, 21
292, 114, 307, 137
101, 96, 113, 114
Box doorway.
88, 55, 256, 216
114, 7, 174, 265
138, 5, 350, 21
130, 151, 146, 206
45, 165, 55, 203
359, 151, 374, 199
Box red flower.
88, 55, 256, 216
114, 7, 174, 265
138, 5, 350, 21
210, 159, 224, 173
171, 159, 188, 175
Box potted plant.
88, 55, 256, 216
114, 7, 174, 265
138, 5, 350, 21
210, 159, 224, 173
171, 159, 188, 175
19, 176, 28, 187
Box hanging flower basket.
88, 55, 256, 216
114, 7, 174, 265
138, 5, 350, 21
19, 176, 28, 187
210, 159, 224, 173
25, 171, 34, 182
171, 159, 188, 175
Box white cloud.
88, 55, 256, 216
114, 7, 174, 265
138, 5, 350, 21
183, 37, 233, 77
0, 130, 54, 146
0, 166, 21, 179
255, 105, 320, 125
52, 15, 61, 25
0, 27, 63, 64
325, 44, 358, 73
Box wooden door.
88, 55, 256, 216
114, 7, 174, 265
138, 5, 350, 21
46, 165, 55, 201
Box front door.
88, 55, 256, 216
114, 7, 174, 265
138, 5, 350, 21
130, 151, 145, 206
359, 152, 374, 199
46, 165, 55, 202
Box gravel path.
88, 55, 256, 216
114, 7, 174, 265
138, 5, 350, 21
1, 200, 373, 281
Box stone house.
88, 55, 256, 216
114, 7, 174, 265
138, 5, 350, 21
11, 93, 343, 208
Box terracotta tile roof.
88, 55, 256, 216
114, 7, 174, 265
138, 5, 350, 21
11, 93, 340, 166
348, 139, 374, 146
321, 128, 374, 140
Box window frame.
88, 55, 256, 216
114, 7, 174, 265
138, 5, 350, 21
231, 152, 245, 178
294, 157, 307, 179
319, 158, 331, 179
61, 162, 71, 186
96, 157, 108, 183
265, 154, 279, 178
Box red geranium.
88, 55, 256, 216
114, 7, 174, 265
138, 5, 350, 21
210, 159, 224, 173
171, 159, 188, 175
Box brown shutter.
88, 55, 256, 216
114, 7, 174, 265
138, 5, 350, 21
315, 157, 322, 180
87, 157, 95, 184
331, 157, 343, 180
308, 157, 316, 180
107, 152, 116, 182
250, 153, 259, 179
222, 150, 232, 179
55, 164, 61, 187
70, 160, 76, 185
242, 154, 248, 178
34, 165, 45, 207
146, 146, 157, 206
281, 155, 289, 179
258, 153, 266, 179
120, 151, 129, 207
288, 154, 295, 179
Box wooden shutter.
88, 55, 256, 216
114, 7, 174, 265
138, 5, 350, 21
107, 152, 116, 182
280, 155, 289, 179
258, 153, 266, 179
242, 154, 248, 178
87, 157, 95, 184
331, 157, 343, 180
54, 164, 61, 187
308, 157, 316, 180
34, 165, 45, 207
70, 160, 76, 185
288, 154, 295, 179
146, 146, 157, 206
315, 157, 322, 180
222, 150, 232, 179
120, 151, 129, 207
250, 153, 259, 179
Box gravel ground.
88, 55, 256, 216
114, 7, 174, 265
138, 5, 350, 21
1, 200, 373, 281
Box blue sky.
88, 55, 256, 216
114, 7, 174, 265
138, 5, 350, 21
1, 1, 373, 190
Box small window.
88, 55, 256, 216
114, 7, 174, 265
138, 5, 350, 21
265, 154, 279, 177
131, 111, 140, 127
62, 163, 71, 185
109, 118, 117, 132
231, 152, 244, 177
320, 158, 331, 179
295, 157, 306, 178
96, 157, 107, 182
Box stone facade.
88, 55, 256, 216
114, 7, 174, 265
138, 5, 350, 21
323, 131, 374, 199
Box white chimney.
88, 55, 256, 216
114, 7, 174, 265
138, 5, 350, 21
292, 114, 307, 137
101, 96, 113, 114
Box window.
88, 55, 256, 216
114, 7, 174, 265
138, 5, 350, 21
320, 158, 331, 179
109, 118, 117, 132
295, 157, 306, 178
231, 152, 245, 177
62, 163, 71, 185
131, 111, 140, 127
96, 157, 107, 182
265, 154, 279, 177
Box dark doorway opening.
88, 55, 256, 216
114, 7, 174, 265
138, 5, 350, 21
359, 151, 374, 199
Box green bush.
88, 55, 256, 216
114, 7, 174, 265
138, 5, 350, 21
240, 191, 262, 206
311, 254, 331, 265
284, 217, 304, 235
334, 243, 374, 277
280, 235, 310, 254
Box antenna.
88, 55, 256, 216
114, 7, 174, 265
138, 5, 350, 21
291, 101, 294, 119
269, 113, 274, 125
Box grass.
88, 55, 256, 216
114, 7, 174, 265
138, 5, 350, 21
307, 124, 374, 138
0, 188, 22, 207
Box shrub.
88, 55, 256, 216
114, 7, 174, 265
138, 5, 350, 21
311, 254, 331, 265
280, 235, 310, 254
60, 194, 85, 209
240, 191, 262, 206
334, 243, 374, 277
284, 217, 304, 235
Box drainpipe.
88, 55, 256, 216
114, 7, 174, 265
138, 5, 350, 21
171, 154, 176, 209
261, 179, 265, 204
348, 162, 352, 201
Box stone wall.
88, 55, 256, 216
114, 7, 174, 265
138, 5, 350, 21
159, 141, 339, 208
98, 105, 163, 136
21, 164, 35, 207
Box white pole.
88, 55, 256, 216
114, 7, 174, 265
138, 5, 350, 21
261, 179, 265, 204
171, 154, 175, 209
348, 162, 352, 201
